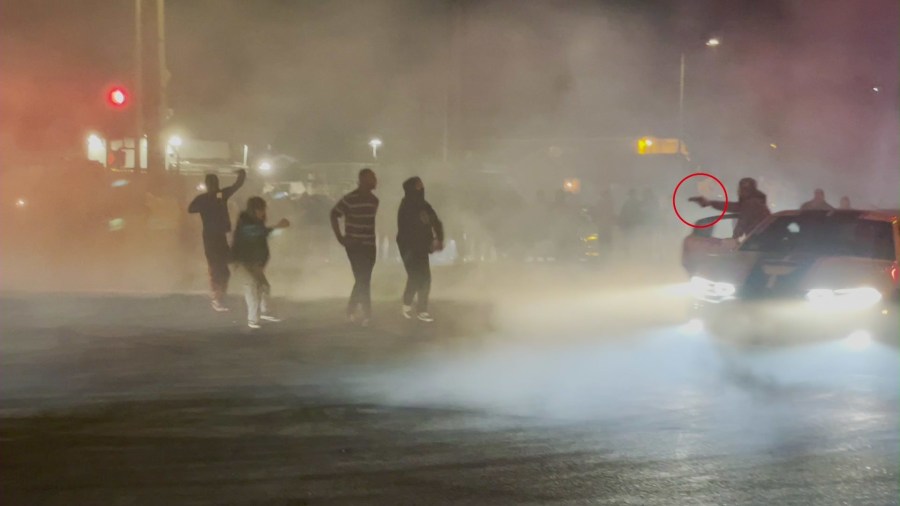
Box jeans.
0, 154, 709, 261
346, 244, 376, 318
203, 233, 231, 302
238, 264, 270, 323
401, 249, 431, 311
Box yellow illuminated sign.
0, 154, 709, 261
636, 137, 689, 156
563, 178, 581, 194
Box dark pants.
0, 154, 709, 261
346, 244, 376, 317
203, 233, 231, 302
401, 249, 431, 311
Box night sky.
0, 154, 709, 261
1, 0, 897, 197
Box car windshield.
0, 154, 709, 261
740, 213, 895, 260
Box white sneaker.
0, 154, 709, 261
402, 305, 414, 319
260, 315, 282, 322
248, 321, 261, 329
211, 300, 230, 312
417, 312, 434, 323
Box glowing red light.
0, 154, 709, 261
107, 87, 128, 108
890, 262, 898, 284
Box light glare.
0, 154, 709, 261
87, 134, 104, 150
690, 276, 736, 301
806, 287, 882, 311
842, 330, 872, 351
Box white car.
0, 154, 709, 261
684, 209, 899, 346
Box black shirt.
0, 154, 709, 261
188, 172, 246, 235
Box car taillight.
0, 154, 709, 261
891, 262, 898, 284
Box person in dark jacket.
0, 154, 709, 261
188, 169, 246, 311
396, 177, 444, 322
231, 196, 289, 329
690, 177, 771, 239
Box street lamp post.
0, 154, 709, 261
678, 52, 686, 158
369, 138, 382, 159
678, 37, 720, 162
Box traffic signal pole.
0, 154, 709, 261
136, 0, 168, 178
678, 52, 685, 167
134, 0, 144, 168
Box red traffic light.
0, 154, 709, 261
106, 86, 128, 108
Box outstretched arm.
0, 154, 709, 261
710, 200, 738, 212
690, 196, 736, 212
222, 169, 247, 200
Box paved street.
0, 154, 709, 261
0, 282, 897, 505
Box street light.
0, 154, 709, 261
369, 138, 382, 159
258, 160, 273, 172
88, 134, 104, 150
87, 134, 106, 165
167, 135, 183, 170
679, 37, 721, 157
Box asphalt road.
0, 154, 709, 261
0, 290, 897, 505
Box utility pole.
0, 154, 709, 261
137, 0, 169, 177
134, 0, 144, 168
678, 52, 685, 162
443, 0, 463, 165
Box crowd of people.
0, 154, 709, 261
188, 168, 444, 329
185, 165, 864, 329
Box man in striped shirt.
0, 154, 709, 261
331, 168, 379, 325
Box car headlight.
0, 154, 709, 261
690, 276, 736, 302
806, 287, 882, 310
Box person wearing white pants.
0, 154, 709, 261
240, 264, 271, 327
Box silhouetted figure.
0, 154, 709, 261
331, 168, 379, 326
188, 169, 246, 311
801, 188, 835, 211
590, 188, 616, 246
690, 177, 770, 239
397, 177, 444, 323
640, 188, 661, 228
231, 196, 290, 329
619, 189, 643, 233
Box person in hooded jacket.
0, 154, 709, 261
396, 177, 444, 322
231, 196, 289, 329
690, 177, 771, 239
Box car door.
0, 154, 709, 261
682, 214, 740, 275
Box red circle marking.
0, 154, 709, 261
672, 172, 729, 229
